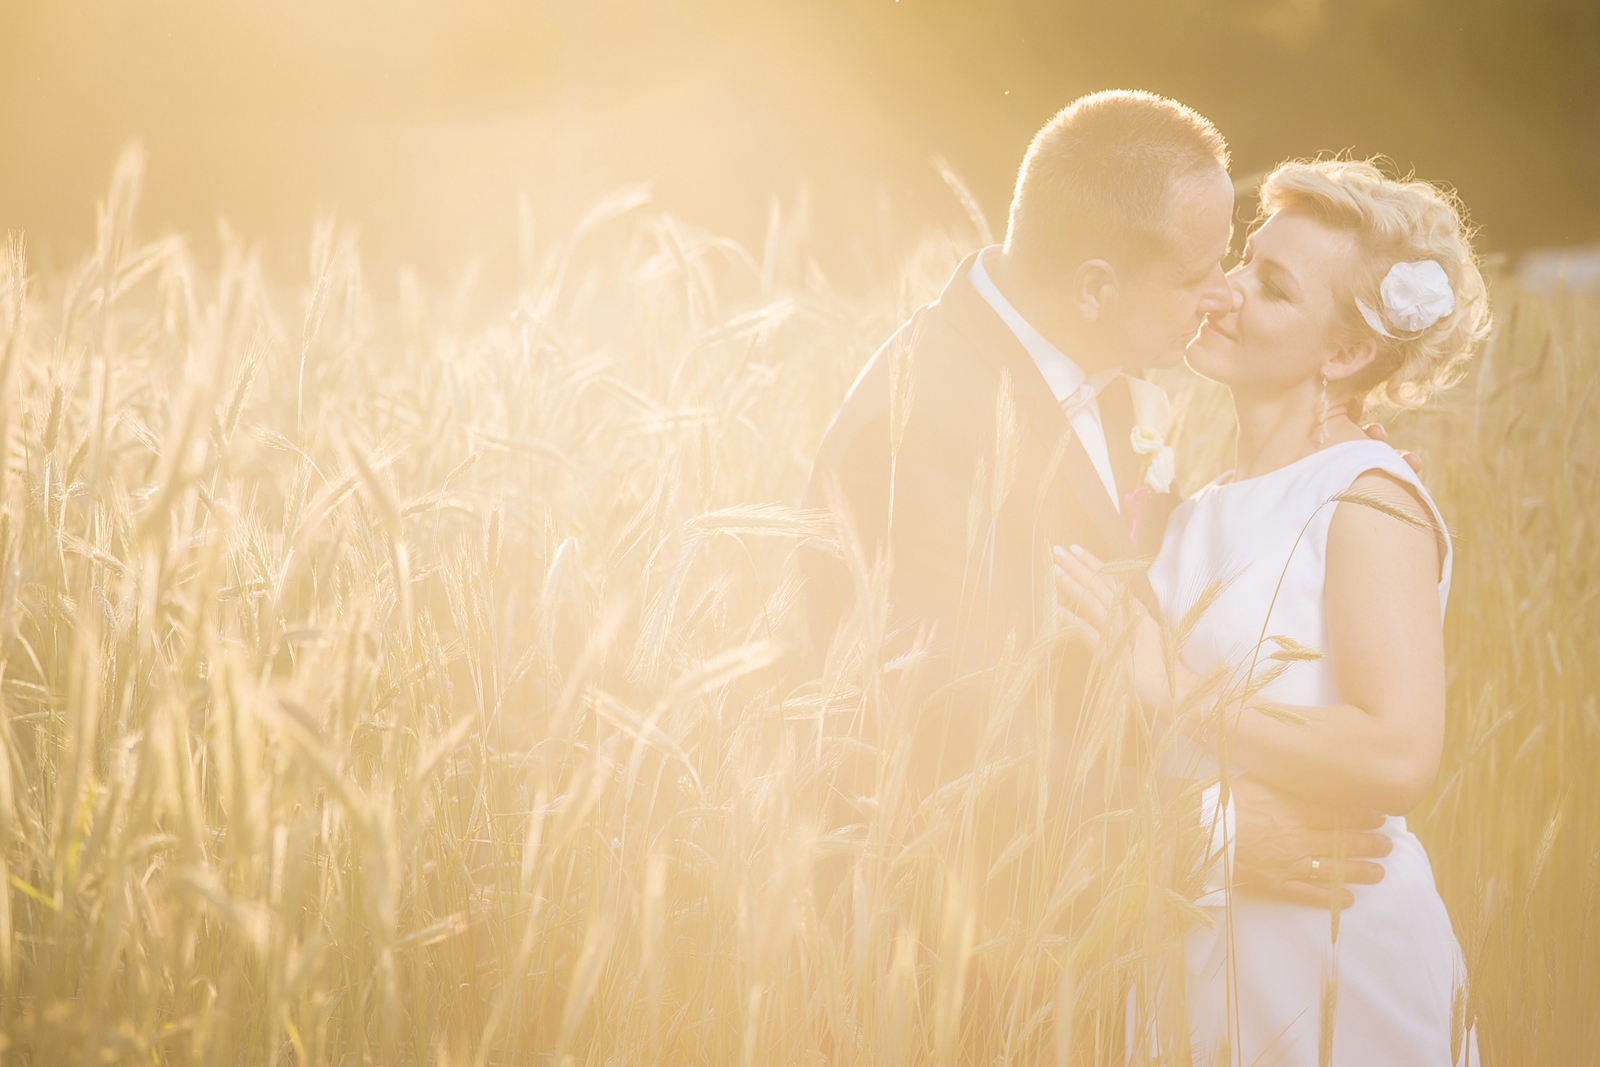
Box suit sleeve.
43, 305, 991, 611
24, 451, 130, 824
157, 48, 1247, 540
830, 360, 1024, 676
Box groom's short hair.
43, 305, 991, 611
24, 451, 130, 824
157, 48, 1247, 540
1005, 90, 1230, 275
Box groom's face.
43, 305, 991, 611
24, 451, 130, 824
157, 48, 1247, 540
1104, 167, 1236, 370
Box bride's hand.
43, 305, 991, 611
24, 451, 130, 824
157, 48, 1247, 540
1052, 544, 1171, 717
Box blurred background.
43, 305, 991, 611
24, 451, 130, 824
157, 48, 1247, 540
3, 0, 1597, 284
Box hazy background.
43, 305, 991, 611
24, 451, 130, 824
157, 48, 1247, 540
3, 0, 1597, 282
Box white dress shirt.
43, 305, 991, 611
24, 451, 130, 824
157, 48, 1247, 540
968, 248, 1121, 511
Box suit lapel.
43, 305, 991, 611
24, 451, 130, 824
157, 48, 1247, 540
935, 254, 1136, 559
1048, 422, 1137, 558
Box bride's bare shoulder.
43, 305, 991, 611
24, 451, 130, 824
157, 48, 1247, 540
1344, 468, 1429, 512
1330, 469, 1443, 578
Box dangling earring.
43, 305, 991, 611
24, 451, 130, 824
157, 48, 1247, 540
1318, 370, 1330, 447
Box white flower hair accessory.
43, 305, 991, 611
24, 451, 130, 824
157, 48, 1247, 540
1357, 259, 1455, 338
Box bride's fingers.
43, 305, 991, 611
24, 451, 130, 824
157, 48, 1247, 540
1052, 553, 1112, 621
1054, 564, 1108, 631
1058, 544, 1121, 612
1053, 545, 1115, 613
1065, 543, 1108, 570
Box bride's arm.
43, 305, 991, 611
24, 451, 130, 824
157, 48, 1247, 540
1054, 471, 1447, 815
1225, 471, 1446, 812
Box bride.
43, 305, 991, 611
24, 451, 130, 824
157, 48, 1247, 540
1053, 158, 1490, 1066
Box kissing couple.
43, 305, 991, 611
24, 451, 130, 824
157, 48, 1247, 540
803, 90, 1487, 1065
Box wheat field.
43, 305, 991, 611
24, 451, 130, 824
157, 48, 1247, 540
0, 151, 1593, 1065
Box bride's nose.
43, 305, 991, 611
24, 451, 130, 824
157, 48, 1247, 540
1196, 262, 1235, 316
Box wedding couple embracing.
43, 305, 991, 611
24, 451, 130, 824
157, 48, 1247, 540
803, 91, 1488, 1065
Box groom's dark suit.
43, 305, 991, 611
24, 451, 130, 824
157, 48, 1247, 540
803, 249, 1176, 786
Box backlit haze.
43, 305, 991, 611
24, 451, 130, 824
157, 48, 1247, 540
3, 1, 1596, 283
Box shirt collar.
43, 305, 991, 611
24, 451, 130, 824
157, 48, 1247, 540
968, 247, 1088, 405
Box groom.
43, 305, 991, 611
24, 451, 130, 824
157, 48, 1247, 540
803, 90, 1391, 909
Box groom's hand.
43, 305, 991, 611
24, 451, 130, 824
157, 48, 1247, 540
1361, 422, 1422, 475
1229, 775, 1391, 909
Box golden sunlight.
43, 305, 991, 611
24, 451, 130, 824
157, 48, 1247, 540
0, 3, 1594, 1064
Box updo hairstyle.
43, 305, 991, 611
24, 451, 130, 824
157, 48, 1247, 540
1257, 158, 1493, 412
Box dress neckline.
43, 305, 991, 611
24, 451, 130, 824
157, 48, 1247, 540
1212, 438, 1388, 490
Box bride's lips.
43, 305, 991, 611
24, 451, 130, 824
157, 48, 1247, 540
1202, 317, 1238, 343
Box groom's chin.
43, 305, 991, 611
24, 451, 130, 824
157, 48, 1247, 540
1146, 345, 1190, 371
1184, 331, 1225, 365
1182, 348, 1228, 384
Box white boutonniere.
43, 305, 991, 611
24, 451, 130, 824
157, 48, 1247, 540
1125, 377, 1176, 494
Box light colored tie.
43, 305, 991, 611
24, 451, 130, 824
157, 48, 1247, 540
1060, 369, 1121, 420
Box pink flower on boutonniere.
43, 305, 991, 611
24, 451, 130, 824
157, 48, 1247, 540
1123, 485, 1155, 542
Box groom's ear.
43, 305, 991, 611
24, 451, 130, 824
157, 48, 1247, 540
1071, 259, 1119, 322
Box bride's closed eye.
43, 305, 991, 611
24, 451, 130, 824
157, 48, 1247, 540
1242, 251, 1295, 303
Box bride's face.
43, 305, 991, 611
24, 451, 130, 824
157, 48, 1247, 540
1187, 209, 1359, 394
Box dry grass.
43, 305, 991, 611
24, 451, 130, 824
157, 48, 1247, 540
0, 150, 1593, 1065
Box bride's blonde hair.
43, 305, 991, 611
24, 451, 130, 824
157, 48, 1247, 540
1257, 158, 1493, 411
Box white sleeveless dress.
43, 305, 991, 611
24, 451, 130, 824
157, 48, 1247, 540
1146, 440, 1476, 1067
